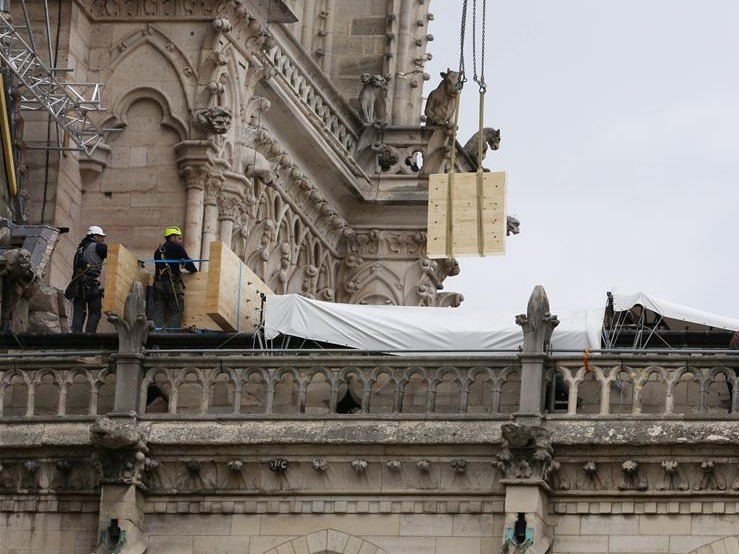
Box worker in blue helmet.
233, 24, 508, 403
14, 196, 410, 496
151, 226, 198, 330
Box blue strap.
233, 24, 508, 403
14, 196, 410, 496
142, 258, 209, 263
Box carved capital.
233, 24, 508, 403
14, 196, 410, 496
179, 164, 210, 191
218, 195, 242, 221
204, 176, 224, 205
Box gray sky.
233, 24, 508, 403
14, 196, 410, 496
425, 1, 739, 317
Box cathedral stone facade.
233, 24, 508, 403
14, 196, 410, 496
20, 0, 462, 311
2, 2, 739, 554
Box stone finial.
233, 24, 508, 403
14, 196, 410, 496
516, 286, 559, 353
107, 282, 154, 355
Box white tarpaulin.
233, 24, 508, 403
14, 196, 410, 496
611, 291, 739, 332
264, 294, 602, 352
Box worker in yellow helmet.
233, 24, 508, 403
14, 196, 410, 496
151, 226, 198, 330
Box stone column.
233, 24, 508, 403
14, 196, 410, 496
175, 140, 218, 261
201, 174, 223, 271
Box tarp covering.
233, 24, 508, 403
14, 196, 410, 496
264, 294, 602, 352
611, 291, 739, 332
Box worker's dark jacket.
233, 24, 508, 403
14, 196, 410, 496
153, 241, 197, 282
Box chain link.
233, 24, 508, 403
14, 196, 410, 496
458, 0, 468, 88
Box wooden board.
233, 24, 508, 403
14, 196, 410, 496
181, 271, 219, 330
102, 243, 152, 315
427, 171, 506, 257
204, 241, 273, 332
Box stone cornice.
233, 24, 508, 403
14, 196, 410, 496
75, 0, 297, 24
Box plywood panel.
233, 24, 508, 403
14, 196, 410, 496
182, 271, 218, 330
205, 241, 273, 332
427, 171, 506, 257
102, 243, 152, 315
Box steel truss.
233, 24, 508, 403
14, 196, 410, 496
0, 1, 109, 155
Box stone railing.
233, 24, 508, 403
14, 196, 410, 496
3, 349, 739, 421
266, 31, 359, 155
552, 354, 739, 416
0, 353, 115, 418
140, 353, 521, 417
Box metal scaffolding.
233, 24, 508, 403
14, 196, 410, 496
0, 1, 109, 155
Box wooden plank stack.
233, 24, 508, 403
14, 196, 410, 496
101, 241, 272, 332
427, 171, 507, 257
183, 241, 272, 332
102, 243, 152, 315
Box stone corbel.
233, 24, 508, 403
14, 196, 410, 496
79, 142, 113, 180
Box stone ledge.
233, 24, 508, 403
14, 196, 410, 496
142, 497, 505, 515
550, 500, 739, 516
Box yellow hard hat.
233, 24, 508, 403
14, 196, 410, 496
164, 226, 182, 237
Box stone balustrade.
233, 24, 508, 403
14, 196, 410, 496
552, 354, 738, 416
2, 350, 739, 420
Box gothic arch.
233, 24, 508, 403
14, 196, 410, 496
109, 87, 188, 141
686, 536, 739, 554
109, 25, 197, 112
264, 530, 390, 554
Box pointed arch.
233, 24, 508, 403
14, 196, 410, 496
686, 536, 739, 554
109, 25, 197, 112
264, 530, 391, 554
109, 87, 188, 141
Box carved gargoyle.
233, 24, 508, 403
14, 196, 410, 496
496, 423, 555, 482
463, 127, 500, 166
193, 105, 232, 135
90, 416, 151, 452
424, 69, 460, 126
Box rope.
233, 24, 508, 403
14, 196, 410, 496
446, 92, 463, 256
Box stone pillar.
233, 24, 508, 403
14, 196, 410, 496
515, 285, 559, 426
175, 140, 218, 262
201, 174, 223, 271
107, 282, 154, 417
96, 484, 147, 554
500, 483, 553, 554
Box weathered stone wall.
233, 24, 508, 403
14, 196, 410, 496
551, 510, 739, 554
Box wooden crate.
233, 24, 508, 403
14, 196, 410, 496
182, 241, 272, 332
102, 243, 152, 315
204, 241, 272, 332
427, 171, 506, 257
